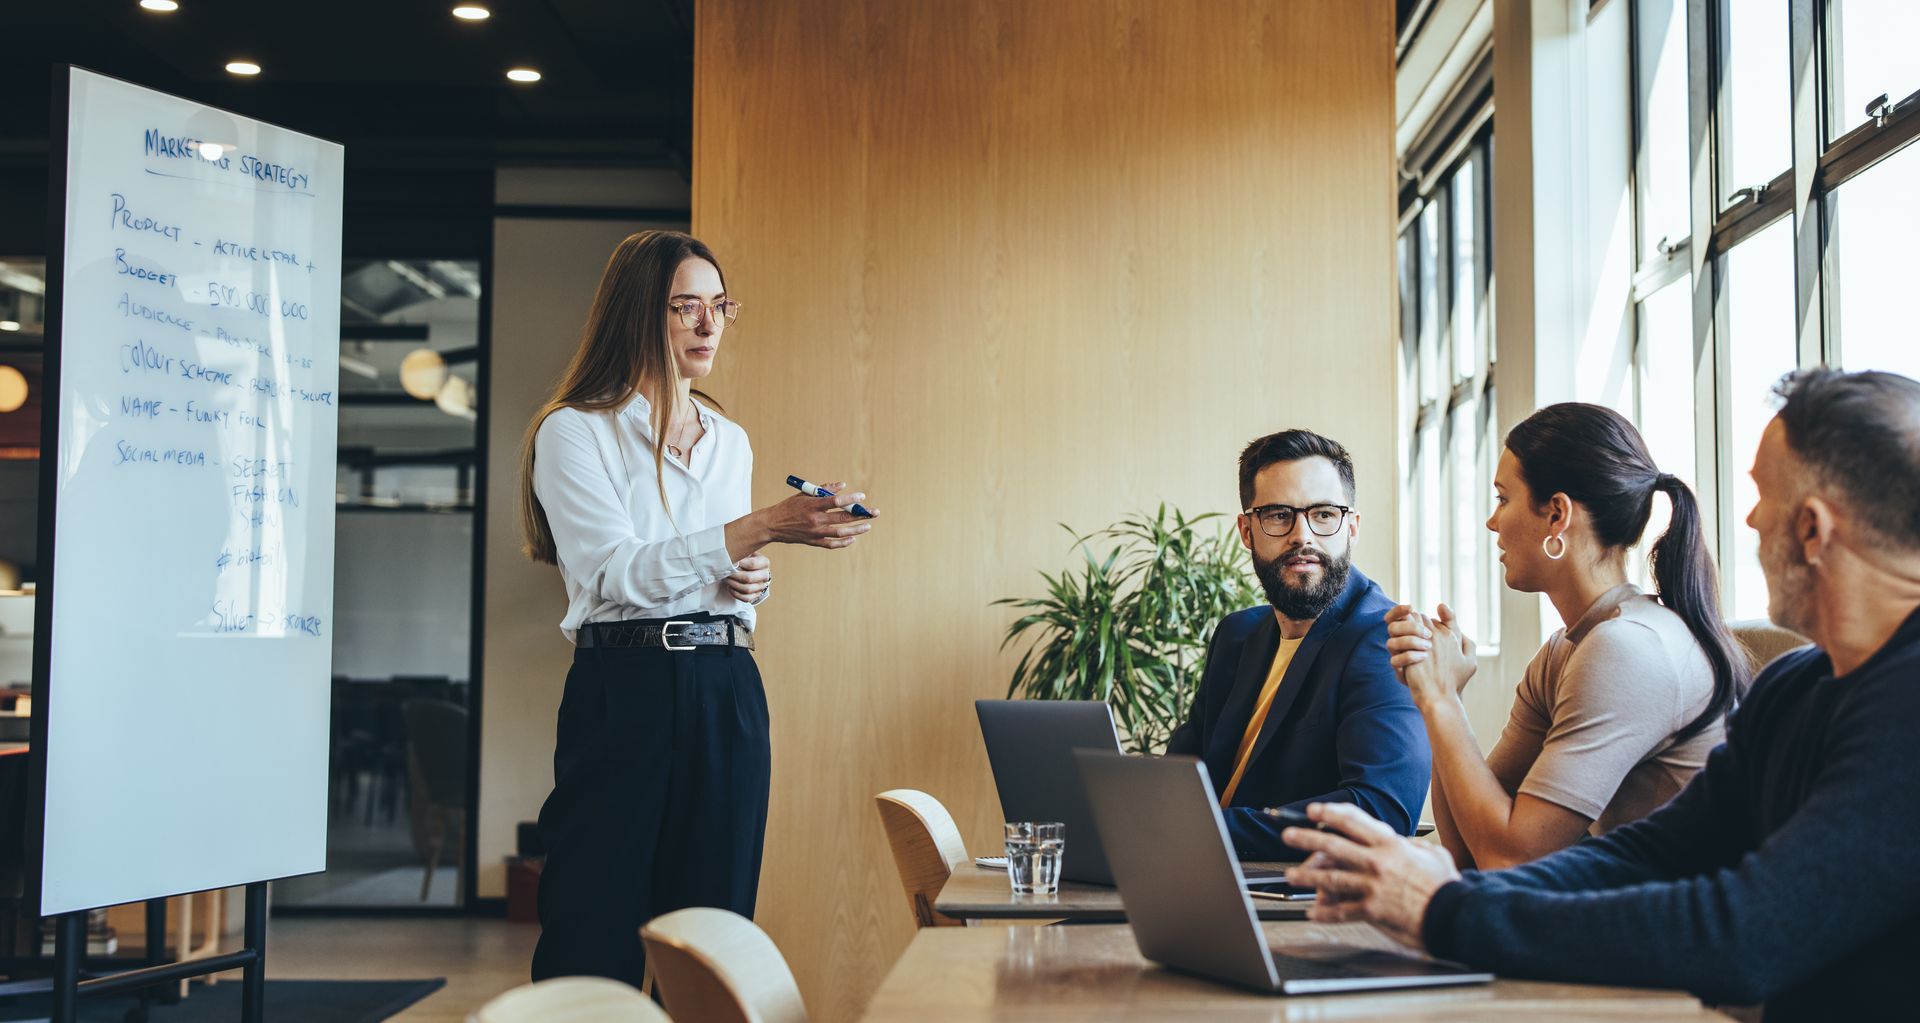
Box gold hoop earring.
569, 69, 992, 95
1542, 534, 1567, 561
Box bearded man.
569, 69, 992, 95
1166, 429, 1430, 859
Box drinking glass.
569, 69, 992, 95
1003, 821, 1064, 895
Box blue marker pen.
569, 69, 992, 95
786, 475, 875, 518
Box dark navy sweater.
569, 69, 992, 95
1423, 607, 1920, 1021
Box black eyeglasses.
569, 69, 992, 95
1243, 503, 1352, 538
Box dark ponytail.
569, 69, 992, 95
1507, 404, 1749, 741
1647, 474, 1748, 739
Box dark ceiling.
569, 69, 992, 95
2, 0, 695, 173
1, 0, 695, 254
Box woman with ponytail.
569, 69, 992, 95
1386, 403, 1746, 869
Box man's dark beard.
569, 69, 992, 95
1253, 545, 1352, 621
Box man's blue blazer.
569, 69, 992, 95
1165, 566, 1430, 859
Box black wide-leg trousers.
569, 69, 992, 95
530, 635, 770, 987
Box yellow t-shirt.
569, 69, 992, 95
1220, 634, 1305, 807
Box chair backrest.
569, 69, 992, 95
874, 789, 969, 928
468, 976, 667, 1023
402, 698, 470, 804
1728, 619, 1811, 675
641, 908, 807, 1023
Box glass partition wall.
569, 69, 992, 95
278, 258, 482, 909
0, 259, 47, 706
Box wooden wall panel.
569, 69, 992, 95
693, 2, 1394, 1018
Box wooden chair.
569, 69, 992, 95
1729, 619, 1810, 675
641, 908, 808, 1023
875, 789, 970, 928
468, 976, 667, 1023
402, 698, 469, 902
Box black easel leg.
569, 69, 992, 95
145, 897, 176, 1004
52, 911, 83, 1023
143, 899, 165, 968
241, 883, 266, 1023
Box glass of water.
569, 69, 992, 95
1004, 821, 1065, 895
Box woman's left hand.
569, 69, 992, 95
725, 555, 772, 604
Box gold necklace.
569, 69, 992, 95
665, 400, 699, 461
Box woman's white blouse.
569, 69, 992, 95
532, 393, 760, 642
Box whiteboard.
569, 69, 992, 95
37, 68, 342, 915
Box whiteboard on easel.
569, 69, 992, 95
36, 67, 343, 915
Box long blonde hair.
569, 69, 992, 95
520, 230, 727, 564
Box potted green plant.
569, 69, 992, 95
995, 505, 1260, 753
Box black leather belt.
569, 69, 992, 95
577, 616, 754, 651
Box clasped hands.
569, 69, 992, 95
1384, 602, 1478, 704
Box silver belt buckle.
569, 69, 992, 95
660, 620, 695, 652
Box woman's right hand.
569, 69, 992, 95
756, 481, 878, 549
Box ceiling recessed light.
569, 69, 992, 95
452, 4, 490, 20
505, 68, 542, 83
225, 61, 262, 76
139, 0, 180, 11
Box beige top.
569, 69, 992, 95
1484, 584, 1723, 834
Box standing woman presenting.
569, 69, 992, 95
520, 230, 876, 985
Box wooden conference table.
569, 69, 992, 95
860, 921, 1734, 1022
936, 863, 1313, 922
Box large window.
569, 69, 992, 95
1626, 0, 1920, 619
1400, 131, 1499, 651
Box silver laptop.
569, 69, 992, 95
975, 700, 1125, 884
1075, 749, 1495, 995
976, 700, 1291, 887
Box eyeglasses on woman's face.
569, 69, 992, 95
668, 298, 741, 329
